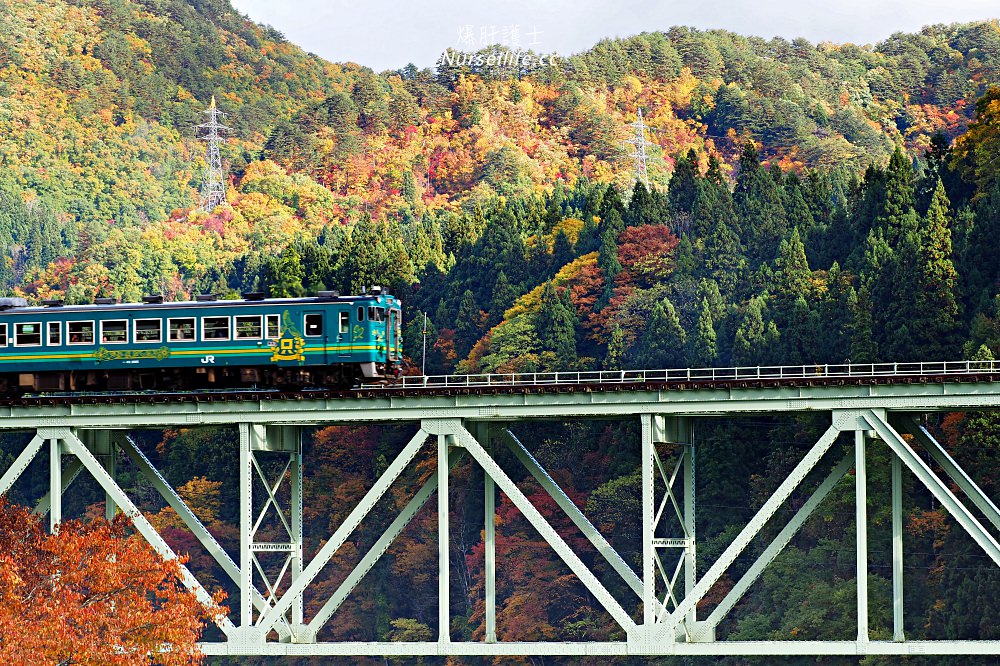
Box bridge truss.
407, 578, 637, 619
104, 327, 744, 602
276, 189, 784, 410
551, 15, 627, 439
2, 366, 1000, 656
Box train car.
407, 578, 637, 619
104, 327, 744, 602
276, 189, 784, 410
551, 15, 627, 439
0, 289, 402, 394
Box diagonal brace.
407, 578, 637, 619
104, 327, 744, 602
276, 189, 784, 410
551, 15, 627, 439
251, 455, 294, 540
118, 435, 293, 639
308, 448, 466, 634
894, 416, 1000, 533
0, 435, 44, 497
256, 428, 430, 632
502, 429, 644, 599
59, 429, 236, 636
660, 425, 841, 638
456, 426, 636, 632
864, 412, 1000, 567
704, 449, 854, 632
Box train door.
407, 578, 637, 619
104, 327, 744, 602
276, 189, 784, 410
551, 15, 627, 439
387, 308, 400, 362
337, 309, 351, 359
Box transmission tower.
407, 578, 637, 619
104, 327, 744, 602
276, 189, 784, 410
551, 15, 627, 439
625, 107, 650, 189
197, 96, 229, 212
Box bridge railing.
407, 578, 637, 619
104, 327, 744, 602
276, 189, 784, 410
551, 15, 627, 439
368, 360, 1000, 389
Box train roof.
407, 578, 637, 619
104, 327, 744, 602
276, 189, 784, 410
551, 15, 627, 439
0, 293, 399, 316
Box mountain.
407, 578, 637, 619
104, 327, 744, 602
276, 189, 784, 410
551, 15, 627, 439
5, 2, 1000, 653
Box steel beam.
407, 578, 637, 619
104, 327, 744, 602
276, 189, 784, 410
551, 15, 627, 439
239, 423, 256, 629
892, 449, 904, 642
642, 414, 656, 626
199, 639, 1000, 657
856, 430, 868, 643
7, 379, 1000, 431
289, 429, 304, 627
660, 424, 841, 638
438, 432, 450, 643
864, 411, 1000, 567
50, 436, 62, 532
104, 440, 117, 520
256, 427, 430, 633
502, 428, 643, 598
79, 430, 117, 519
452, 425, 636, 633
57, 428, 235, 636
471, 423, 497, 644
683, 427, 696, 629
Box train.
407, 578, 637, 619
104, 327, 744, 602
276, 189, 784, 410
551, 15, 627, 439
0, 289, 403, 395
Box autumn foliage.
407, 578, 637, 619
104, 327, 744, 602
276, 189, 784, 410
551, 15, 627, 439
0, 498, 223, 665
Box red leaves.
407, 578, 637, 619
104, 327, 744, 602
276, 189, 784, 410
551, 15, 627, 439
616, 225, 680, 288
0, 498, 224, 665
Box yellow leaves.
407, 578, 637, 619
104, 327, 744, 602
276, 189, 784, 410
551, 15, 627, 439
504, 252, 597, 321
178, 477, 223, 525
621, 74, 643, 95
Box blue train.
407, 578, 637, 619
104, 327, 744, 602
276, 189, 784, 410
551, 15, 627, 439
0, 289, 402, 394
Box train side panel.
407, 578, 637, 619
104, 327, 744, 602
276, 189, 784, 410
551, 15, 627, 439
0, 294, 403, 392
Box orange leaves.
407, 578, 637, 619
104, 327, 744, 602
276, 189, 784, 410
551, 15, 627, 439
0, 498, 223, 665
908, 508, 951, 549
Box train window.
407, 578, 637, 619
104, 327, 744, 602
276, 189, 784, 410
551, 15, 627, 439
134, 319, 162, 343
368, 307, 385, 322
304, 314, 323, 337
339, 311, 349, 334
168, 318, 196, 342
0, 323, 6, 346
265, 314, 280, 339
67, 321, 94, 345
47, 321, 61, 346
101, 320, 128, 344
202, 316, 230, 340
14, 322, 42, 346
357, 306, 365, 321
235, 315, 262, 339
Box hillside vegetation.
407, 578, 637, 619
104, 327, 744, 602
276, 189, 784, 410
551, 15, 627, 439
2, 0, 1000, 658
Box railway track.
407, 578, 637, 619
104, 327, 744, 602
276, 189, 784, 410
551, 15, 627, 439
4, 361, 1000, 407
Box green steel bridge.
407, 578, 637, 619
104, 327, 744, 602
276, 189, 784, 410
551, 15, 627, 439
3, 360, 1000, 657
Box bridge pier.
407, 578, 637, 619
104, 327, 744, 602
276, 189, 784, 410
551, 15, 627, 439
233, 424, 304, 644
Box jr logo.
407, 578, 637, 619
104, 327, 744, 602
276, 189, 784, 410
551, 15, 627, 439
200, 355, 215, 364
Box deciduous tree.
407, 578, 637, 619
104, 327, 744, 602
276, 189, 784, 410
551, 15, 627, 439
0, 499, 224, 665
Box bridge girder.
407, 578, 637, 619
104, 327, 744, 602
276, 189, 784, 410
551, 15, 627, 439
2, 388, 1000, 656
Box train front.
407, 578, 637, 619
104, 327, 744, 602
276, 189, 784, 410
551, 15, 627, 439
356, 288, 403, 381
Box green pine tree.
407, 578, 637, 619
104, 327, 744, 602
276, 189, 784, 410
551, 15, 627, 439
690, 298, 718, 367
775, 228, 811, 300
667, 149, 700, 215
269, 245, 305, 297
911, 180, 962, 360
632, 299, 687, 369
534, 281, 578, 370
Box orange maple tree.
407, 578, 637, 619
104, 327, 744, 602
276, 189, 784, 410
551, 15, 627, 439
0, 498, 225, 665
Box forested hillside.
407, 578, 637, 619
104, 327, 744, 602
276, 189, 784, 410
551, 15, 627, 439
3, 0, 1000, 661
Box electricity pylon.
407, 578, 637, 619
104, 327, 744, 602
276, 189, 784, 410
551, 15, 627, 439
198, 96, 229, 212
625, 108, 651, 189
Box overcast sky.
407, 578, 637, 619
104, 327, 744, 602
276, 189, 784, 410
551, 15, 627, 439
230, 0, 999, 72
